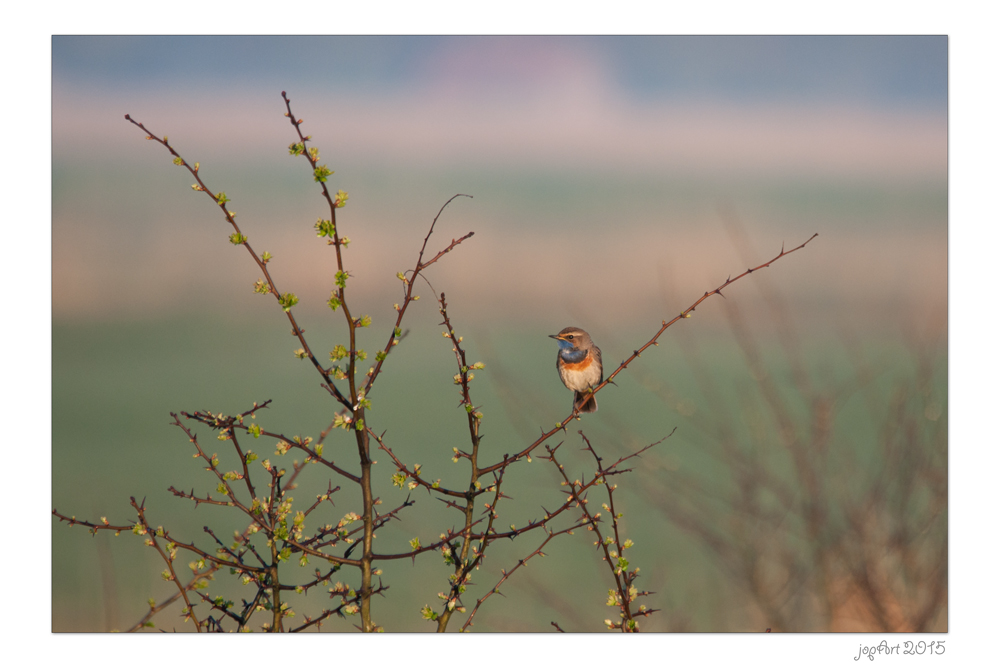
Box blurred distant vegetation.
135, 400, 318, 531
51, 93, 944, 632
52, 307, 945, 631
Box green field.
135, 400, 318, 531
52, 309, 946, 632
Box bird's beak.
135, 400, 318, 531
548, 334, 560, 340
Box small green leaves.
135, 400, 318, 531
420, 605, 439, 621
409, 537, 421, 551
253, 279, 271, 295
355, 417, 365, 431
172, 157, 185, 166
314, 218, 336, 238
215, 192, 230, 205
248, 424, 261, 439
334, 190, 349, 208
356, 315, 372, 328
308, 147, 320, 161
392, 472, 406, 488
261, 251, 272, 264
335, 271, 348, 289
327, 293, 341, 311
293, 348, 308, 359
330, 345, 348, 362
331, 411, 349, 432
278, 292, 299, 312
471, 362, 485, 370
313, 164, 333, 183
288, 142, 305, 156
375, 351, 387, 362
229, 232, 247, 245
356, 349, 367, 362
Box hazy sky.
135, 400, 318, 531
54, 35, 946, 111
53, 36, 947, 179
51, 36, 948, 326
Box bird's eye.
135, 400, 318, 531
566, 335, 574, 339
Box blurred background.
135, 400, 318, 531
52, 36, 946, 632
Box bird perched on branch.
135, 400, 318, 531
549, 327, 603, 413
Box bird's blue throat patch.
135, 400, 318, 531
559, 347, 588, 363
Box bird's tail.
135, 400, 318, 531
574, 390, 598, 413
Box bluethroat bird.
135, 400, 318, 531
550, 327, 603, 413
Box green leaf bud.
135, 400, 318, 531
313, 164, 333, 183
278, 292, 299, 312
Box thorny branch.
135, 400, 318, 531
364, 197, 475, 399
477, 232, 818, 477
460, 521, 588, 631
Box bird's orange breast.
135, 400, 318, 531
560, 354, 593, 372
